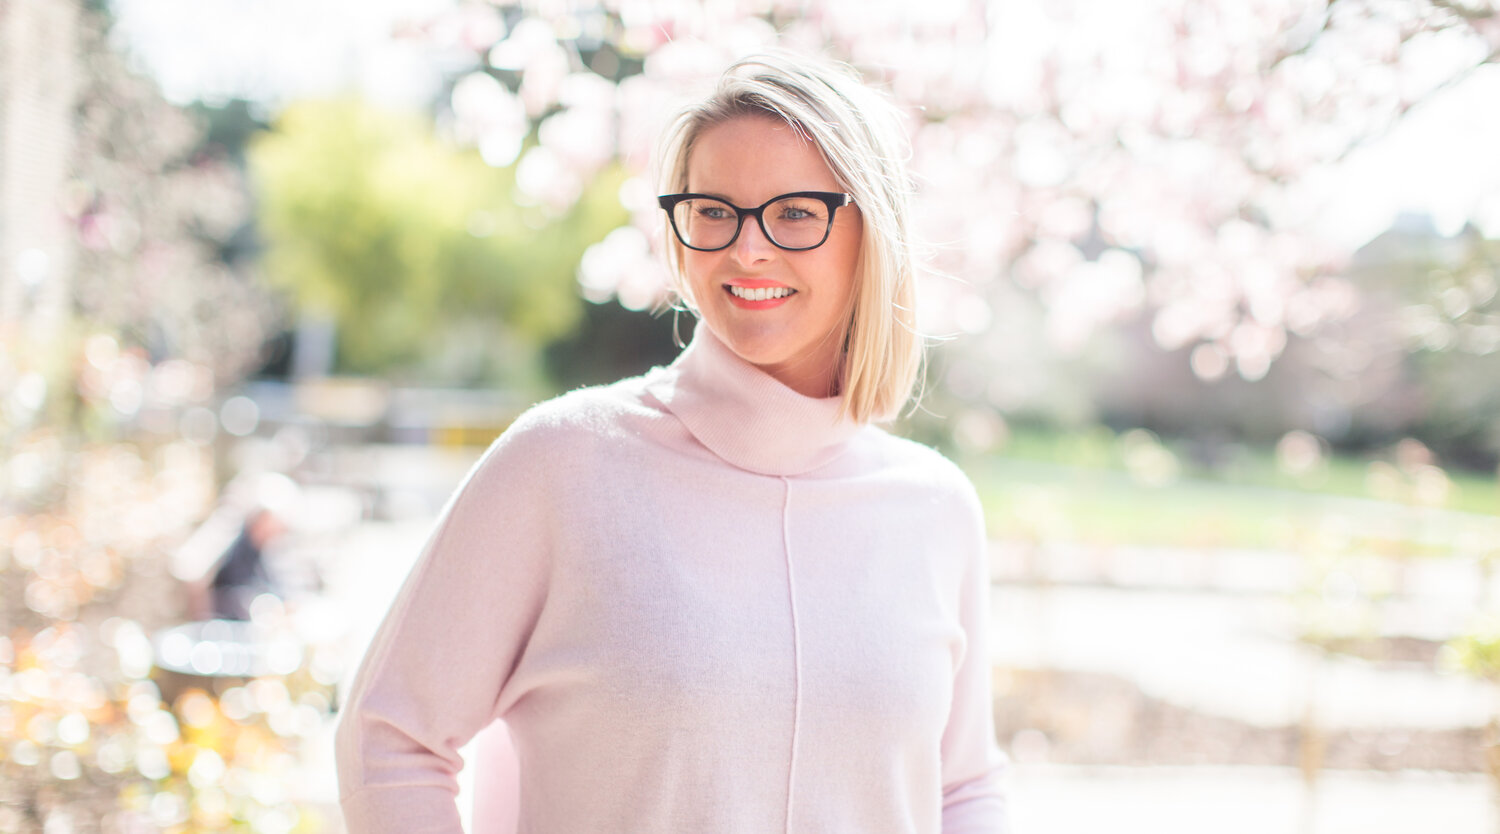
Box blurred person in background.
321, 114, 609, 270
335, 51, 1009, 834
207, 507, 288, 621
178, 473, 299, 622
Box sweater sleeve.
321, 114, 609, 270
940, 480, 1011, 833
334, 425, 556, 834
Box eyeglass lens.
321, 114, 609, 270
670, 196, 833, 250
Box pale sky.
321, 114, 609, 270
107, 0, 456, 110
106, 0, 1500, 249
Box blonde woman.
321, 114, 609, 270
336, 51, 1010, 833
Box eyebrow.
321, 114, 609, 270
683, 191, 836, 205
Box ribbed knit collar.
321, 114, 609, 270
644, 325, 861, 477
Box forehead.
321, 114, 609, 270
686, 114, 841, 202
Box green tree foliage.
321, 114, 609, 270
249, 98, 627, 383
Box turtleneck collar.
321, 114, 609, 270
643, 324, 862, 477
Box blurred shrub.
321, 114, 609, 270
249, 98, 628, 387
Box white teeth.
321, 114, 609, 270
728, 285, 794, 301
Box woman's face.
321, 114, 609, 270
683, 115, 862, 398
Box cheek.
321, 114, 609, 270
682, 253, 721, 300
824, 241, 862, 302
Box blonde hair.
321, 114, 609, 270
655, 51, 923, 425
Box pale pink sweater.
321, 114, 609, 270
334, 325, 1010, 833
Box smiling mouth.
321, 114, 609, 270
726, 285, 797, 301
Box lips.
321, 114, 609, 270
728, 285, 794, 301
723, 280, 796, 309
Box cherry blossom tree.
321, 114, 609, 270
416, 0, 1495, 380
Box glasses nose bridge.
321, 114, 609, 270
732, 203, 776, 250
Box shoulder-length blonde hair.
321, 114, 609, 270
654, 51, 923, 425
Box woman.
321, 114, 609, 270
335, 52, 1010, 833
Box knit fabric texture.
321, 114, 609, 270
334, 325, 1010, 833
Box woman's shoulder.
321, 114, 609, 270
859, 428, 983, 514
472, 371, 667, 475
851, 430, 988, 563
513, 374, 659, 438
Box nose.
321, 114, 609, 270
730, 215, 776, 266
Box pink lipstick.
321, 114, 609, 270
724, 280, 797, 310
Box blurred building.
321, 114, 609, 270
0, 0, 79, 332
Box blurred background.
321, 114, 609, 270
3, 0, 1500, 832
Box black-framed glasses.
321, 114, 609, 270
658, 191, 854, 252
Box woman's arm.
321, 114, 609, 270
334, 429, 555, 834
940, 481, 1011, 833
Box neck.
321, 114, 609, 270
760, 355, 842, 399
742, 323, 848, 399
643, 326, 863, 476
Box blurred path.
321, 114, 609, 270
991, 584, 1491, 730
1007, 765, 1492, 834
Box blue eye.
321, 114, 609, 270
773, 199, 824, 223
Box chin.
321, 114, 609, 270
717, 331, 794, 369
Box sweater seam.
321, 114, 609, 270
779, 475, 801, 834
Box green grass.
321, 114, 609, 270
961, 426, 1500, 554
